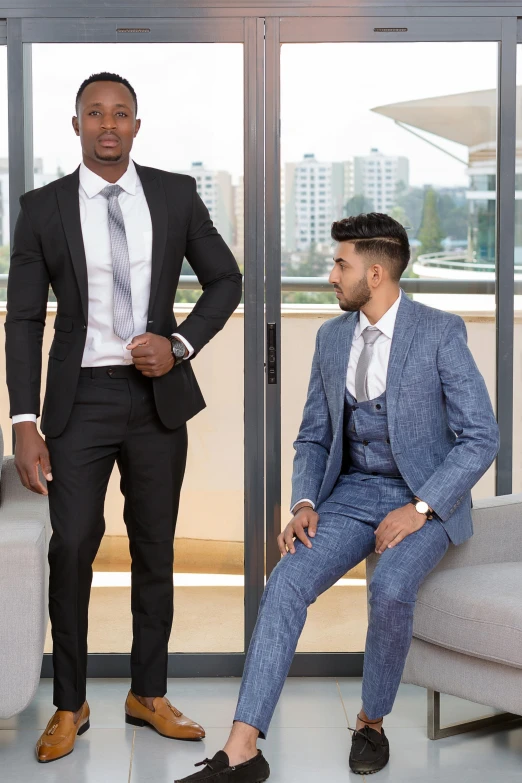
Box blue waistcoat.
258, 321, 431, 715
342, 388, 402, 478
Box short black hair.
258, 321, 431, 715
331, 213, 410, 282
75, 72, 138, 116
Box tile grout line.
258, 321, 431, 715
336, 681, 367, 783
128, 728, 136, 783
336, 679, 351, 729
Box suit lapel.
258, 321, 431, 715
328, 312, 357, 432
135, 162, 168, 320
56, 166, 89, 323
386, 291, 422, 443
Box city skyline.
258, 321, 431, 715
0, 41, 506, 189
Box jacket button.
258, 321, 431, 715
376, 404, 381, 410
107, 368, 114, 377
363, 440, 369, 446
83, 324, 86, 330
386, 438, 390, 443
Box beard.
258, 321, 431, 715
94, 148, 123, 162
336, 275, 372, 312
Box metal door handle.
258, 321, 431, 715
267, 322, 277, 385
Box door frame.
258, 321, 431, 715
4, 8, 519, 676
6, 14, 265, 677
264, 14, 516, 674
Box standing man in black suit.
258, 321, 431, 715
5, 72, 242, 763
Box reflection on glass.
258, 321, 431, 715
30, 42, 244, 653
280, 42, 498, 653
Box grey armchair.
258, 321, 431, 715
0, 427, 51, 719
367, 493, 522, 739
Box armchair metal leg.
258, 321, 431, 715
427, 689, 522, 740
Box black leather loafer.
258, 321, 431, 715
349, 725, 390, 775
175, 749, 270, 782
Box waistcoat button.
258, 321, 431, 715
376, 404, 382, 410
363, 440, 369, 446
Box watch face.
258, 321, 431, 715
172, 340, 185, 359
416, 501, 429, 515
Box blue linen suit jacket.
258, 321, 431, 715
291, 292, 500, 546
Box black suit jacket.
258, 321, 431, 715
5, 162, 243, 438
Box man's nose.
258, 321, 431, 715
328, 265, 338, 285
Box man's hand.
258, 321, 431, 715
374, 503, 428, 554
277, 505, 320, 556
13, 422, 52, 496
127, 333, 185, 378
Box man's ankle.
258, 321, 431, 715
356, 711, 383, 733
132, 693, 156, 711
223, 721, 259, 765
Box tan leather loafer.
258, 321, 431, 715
125, 691, 205, 740
35, 702, 90, 763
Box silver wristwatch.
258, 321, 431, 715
170, 337, 186, 366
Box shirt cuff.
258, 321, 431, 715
12, 414, 37, 424
172, 333, 194, 359
291, 498, 316, 514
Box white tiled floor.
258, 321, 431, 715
1, 678, 521, 782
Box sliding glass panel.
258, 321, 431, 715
512, 47, 522, 493
30, 41, 245, 654
280, 41, 498, 653
0, 46, 9, 445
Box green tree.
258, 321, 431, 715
394, 182, 425, 236
417, 188, 444, 255
344, 194, 374, 217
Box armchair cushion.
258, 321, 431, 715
413, 561, 522, 669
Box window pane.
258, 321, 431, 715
512, 48, 522, 493
30, 42, 244, 654
0, 46, 9, 448
280, 41, 498, 653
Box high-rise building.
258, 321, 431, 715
283, 154, 351, 252
353, 148, 409, 213
179, 162, 234, 246
0, 158, 60, 248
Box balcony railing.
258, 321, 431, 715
0, 274, 508, 295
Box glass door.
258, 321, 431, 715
6, 16, 265, 675
265, 15, 512, 670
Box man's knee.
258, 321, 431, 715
49, 521, 104, 565
262, 554, 318, 610
369, 573, 416, 612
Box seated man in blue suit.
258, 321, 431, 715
176, 213, 500, 782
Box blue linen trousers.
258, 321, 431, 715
234, 471, 449, 737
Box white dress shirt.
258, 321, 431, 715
346, 289, 402, 399
13, 158, 193, 424
292, 290, 403, 512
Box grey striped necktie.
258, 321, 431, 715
100, 183, 134, 341
355, 326, 382, 402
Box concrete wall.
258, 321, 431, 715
0, 303, 505, 541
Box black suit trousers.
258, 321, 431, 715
46, 365, 188, 711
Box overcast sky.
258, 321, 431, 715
0, 40, 515, 188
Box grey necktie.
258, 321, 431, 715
100, 184, 134, 341
355, 326, 382, 402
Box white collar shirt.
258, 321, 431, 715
346, 289, 403, 400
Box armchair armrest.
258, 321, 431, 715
433, 493, 522, 571
366, 493, 522, 585
0, 456, 50, 524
